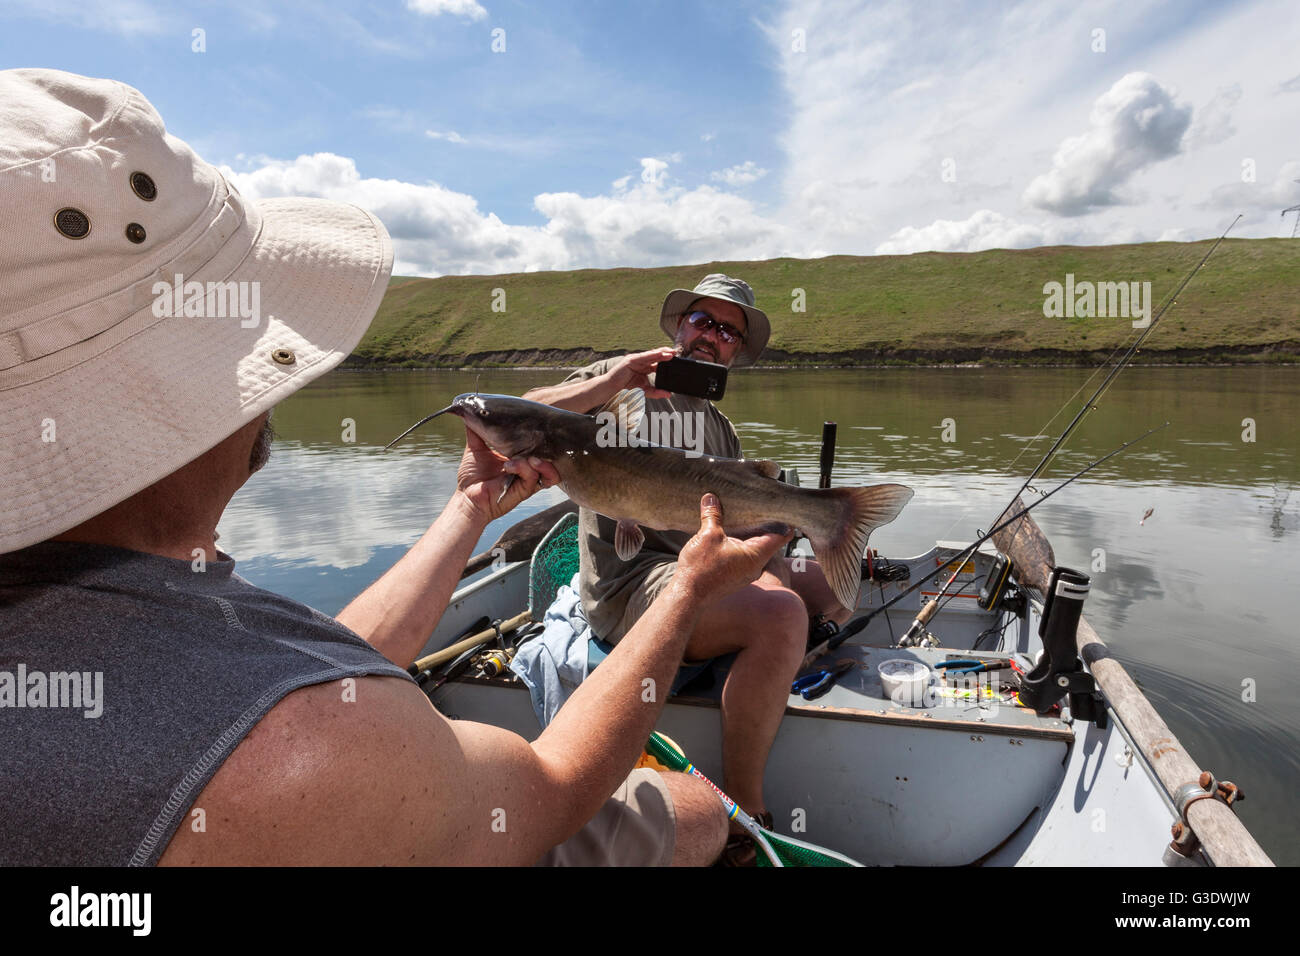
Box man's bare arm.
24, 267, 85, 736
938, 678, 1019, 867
336, 430, 558, 668
161, 497, 789, 866
522, 347, 675, 411
335, 490, 492, 668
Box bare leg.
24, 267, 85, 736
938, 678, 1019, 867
682, 571, 807, 817
785, 558, 853, 625
660, 772, 729, 866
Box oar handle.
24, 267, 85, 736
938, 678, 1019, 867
461, 551, 496, 579
460, 500, 578, 580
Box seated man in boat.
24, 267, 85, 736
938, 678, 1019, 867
523, 275, 851, 857
0, 69, 795, 866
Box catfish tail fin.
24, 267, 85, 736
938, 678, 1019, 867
808, 484, 914, 611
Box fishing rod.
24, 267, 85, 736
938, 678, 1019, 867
1001, 215, 1239, 511
896, 217, 1239, 645
804, 421, 1169, 667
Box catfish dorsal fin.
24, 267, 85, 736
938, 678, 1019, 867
595, 388, 646, 438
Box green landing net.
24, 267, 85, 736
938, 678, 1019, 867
528, 512, 581, 617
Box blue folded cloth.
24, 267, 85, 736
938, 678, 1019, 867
508, 574, 591, 728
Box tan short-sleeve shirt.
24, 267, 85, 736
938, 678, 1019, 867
560, 357, 743, 641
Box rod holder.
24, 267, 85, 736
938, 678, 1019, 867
819, 421, 837, 489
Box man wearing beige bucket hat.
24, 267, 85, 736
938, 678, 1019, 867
524, 275, 851, 862
0, 69, 798, 866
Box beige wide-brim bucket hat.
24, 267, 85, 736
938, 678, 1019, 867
0, 69, 393, 554
658, 273, 770, 366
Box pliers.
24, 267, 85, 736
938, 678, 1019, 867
791, 658, 855, 701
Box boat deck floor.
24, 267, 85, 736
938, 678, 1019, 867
668, 643, 1073, 742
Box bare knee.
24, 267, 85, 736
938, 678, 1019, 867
661, 772, 728, 866
754, 587, 808, 656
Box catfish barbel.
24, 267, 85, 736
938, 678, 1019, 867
389, 389, 914, 611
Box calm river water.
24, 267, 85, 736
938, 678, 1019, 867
220, 366, 1299, 864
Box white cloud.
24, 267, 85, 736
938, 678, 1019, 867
1205, 160, 1300, 221
223, 152, 788, 276
219, 0, 1300, 274
1186, 84, 1242, 148
1023, 72, 1193, 217
406, 0, 487, 20
711, 161, 768, 187
425, 129, 468, 144
2, 0, 167, 35
874, 210, 1059, 255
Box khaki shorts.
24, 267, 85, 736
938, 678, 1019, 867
604, 561, 678, 644
535, 768, 676, 866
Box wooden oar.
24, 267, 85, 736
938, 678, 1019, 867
996, 501, 1273, 866
461, 499, 577, 579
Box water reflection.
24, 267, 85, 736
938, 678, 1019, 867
1267, 484, 1298, 538
219, 365, 1299, 864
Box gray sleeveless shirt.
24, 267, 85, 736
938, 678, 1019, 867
0, 542, 413, 866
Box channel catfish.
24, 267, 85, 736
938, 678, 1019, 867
389, 389, 914, 611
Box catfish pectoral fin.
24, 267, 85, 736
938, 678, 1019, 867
614, 519, 646, 561
808, 483, 915, 611
495, 472, 517, 505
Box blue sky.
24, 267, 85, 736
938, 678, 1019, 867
3, 0, 1298, 276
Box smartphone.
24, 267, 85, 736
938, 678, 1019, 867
653, 356, 728, 400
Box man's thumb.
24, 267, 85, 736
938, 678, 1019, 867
699, 493, 722, 528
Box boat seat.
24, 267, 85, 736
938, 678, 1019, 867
587, 636, 732, 697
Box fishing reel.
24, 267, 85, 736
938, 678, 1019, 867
807, 614, 839, 653
862, 549, 910, 583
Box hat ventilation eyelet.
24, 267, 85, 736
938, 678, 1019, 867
54, 208, 90, 239
130, 171, 157, 201
271, 348, 296, 366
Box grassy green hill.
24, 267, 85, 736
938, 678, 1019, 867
354, 238, 1299, 367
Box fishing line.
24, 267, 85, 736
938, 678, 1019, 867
917, 219, 1239, 637
856, 420, 1170, 637
935, 220, 1237, 541
878, 580, 895, 644
935, 344, 1133, 542
1004, 217, 1239, 509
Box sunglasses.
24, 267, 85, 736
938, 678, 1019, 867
684, 310, 747, 346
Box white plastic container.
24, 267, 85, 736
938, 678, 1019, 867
878, 659, 933, 708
